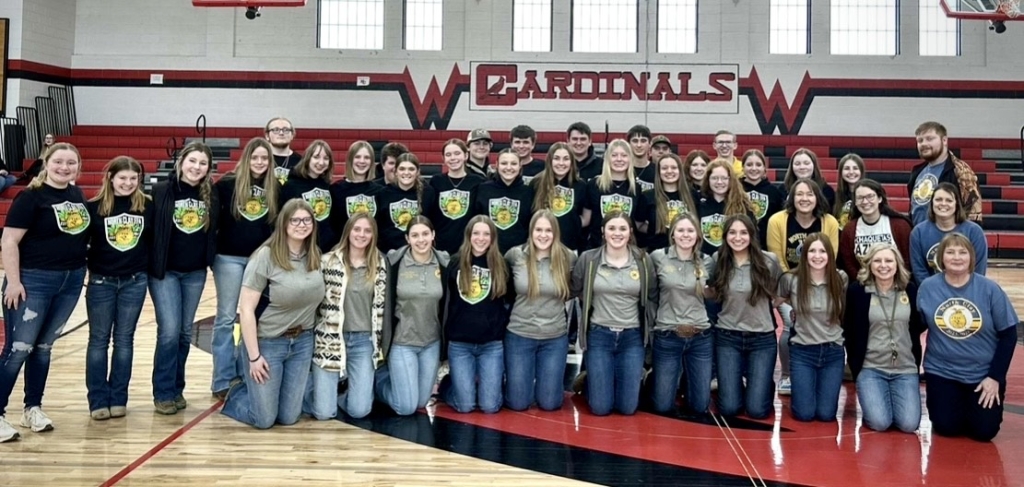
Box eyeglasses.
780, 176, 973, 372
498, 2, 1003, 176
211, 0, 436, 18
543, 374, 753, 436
289, 217, 314, 226
856, 194, 878, 203
267, 128, 294, 135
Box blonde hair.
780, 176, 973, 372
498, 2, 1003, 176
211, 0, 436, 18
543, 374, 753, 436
263, 199, 321, 271
29, 143, 82, 190
344, 141, 375, 181
667, 213, 706, 300
457, 215, 507, 298
856, 243, 911, 290
524, 210, 572, 300
335, 212, 380, 285
596, 139, 637, 195
89, 156, 149, 216
231, 138, 279, 223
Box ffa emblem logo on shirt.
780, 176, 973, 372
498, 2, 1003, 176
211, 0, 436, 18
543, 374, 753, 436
173, 198, 207, 234
241, 186, 268, 221
629, 269, 640, 281
439, 189, 470, 220
838, 200, 853, 228
459, 265, 492, 305
600, 194, 633, 217
700, 213, 726, 248
899, 291, 910, 305
935, 298, 983, 339
747, 191, 769, 221
389, 199, 419, 231
637, 179, 654, 192
302, 188, 332, 221
274, 166, 290, 186
346, 194, 376, 217
912, 174, 938, 206
434, 267, 441, 279
52, 201, 90, 235
665, 200, 688, 229
489, 196, 520, 230
552, 186, 574, 217
104, 213, 144, 251
926, 243, 942, 272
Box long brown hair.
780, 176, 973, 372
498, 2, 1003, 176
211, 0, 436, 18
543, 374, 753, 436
682, 149, 711, 189
232, 138, 279, 222
334, 212, 380, 285
834, 153, 865, 218
393, 153, 424, 211
295, 139, 335, 182
28, 143, 82, 190
90, 156, 149, 216
701, 159, 754, 216
457, 215, 507, 298
344, 140, 374, 181
532, 142, 578, 213
784, 148, 828, 191
652, 153, 696, 236
524, 210, 572, 300
264, 199, 321, 271
792, 233, 844, 325
711, 214, 775, 307
174, 141, 215, 231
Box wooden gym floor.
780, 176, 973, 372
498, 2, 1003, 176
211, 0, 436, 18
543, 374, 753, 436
2, 264, 1024, 486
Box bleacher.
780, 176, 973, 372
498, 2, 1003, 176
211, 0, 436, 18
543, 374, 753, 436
5, 125, 1023, 257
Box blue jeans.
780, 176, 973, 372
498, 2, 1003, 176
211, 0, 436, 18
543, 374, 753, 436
0, 174, 16, 194
306, 332, 376, 420
585, 325, 645, 416
651, 328, 714, 414
149, 269, 207, 403
857, 368, 921, 433
85, 272, 148, 411
504, 332, 568, 411
715, 329, 777, 419
375, 340, 440, 416
211, 254, 248, 393
445, 340, 504, 414
0, 267, 86, 415
222, 330, 314, 429
789, 342, 845, 422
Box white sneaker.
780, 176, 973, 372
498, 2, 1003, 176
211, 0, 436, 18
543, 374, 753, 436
778, 378, 792, 396
710, 378, 718, 391
0, 416, 21, 442
20, 407, 54, 433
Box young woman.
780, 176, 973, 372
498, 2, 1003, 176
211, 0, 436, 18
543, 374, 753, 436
697, 159, 754, 256
649, 213, 714, 415
473, 149, 535, 254
784, 148, 836, 209
838, 179, 912, 279
918, 234, 1019, 442
376, 153, 436, 253
149, 141, 219, 415
582, 139, 648, 250
644, 153, 697, 251
441, 216, 510, 413
709, 215, 782, 419
910, 182, 988, 285
210, 138, 280, 399
281, 139, 336, 251
766, 178, 840, 394
682, 150, 711, 195
740, 149, 786, 249
504, 210, 576, 411
376, 216, 450, 415
431, 139, 486, 254
844, 243, 924, 433
84, 157, 153, 420
0, 143, 89, 442
329, 141, 382, 243
777, 233, 848, 422
531, 142, 587, 251
834, 154, 865, 228
221, 200, 324, 429
571, 211, 656, 416
308, 213, 387, 420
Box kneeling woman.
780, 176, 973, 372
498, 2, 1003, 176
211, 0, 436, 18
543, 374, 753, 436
572, 211, 656, 416
844, 243, 924, 433
442, 216, 510, 413
222, 200, 325, 429
918, 233, 1019, 442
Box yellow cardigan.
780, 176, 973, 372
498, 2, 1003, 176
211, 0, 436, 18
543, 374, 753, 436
765, 211, 840, 272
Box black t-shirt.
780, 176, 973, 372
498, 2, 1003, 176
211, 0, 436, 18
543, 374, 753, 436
215, 175, 275, 258
6, 184, 91, 270
634, 164, 656, 193
329, 179, 384, 237
520, 158, 545, 185
273, 152, 303, 185
168, 181, 212, 272
281, 174, 336, 252
696, 197, 727, 256
576, 154, 603, 181
429, 173, 486, 254
473, 178, 535, 255
444, 254, 509, 344
534, 175, 587, 251
643, 189, 693, 251
87, 195, 152, 276
743, 179, 787, 250
375, 183, 437, 252
784, 214, 821, 270
583, 178, 648, 250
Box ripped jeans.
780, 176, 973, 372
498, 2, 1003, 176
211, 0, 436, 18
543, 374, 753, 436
0, 267, 86, 415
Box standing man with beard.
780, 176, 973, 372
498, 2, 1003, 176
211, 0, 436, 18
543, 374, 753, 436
265, 117, 302, 185
907, 121, 982, 225
568, 122, 603, 181
713, 130, 744, 178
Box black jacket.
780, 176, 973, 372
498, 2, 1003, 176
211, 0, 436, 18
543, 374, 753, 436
842, 281, 925, 380
150, 175, 220, 279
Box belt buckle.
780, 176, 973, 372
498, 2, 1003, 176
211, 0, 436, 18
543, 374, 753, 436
282, 326, 303, 338
676, 325, 698, 338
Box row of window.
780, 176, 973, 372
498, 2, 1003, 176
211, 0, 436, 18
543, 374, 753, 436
318, 0, 961, 56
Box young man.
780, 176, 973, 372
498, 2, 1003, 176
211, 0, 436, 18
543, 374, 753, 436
627, 124, 655, 191
511, 125, 544, 184
713, 130, 744, 177
265, 117, 302, 184
466, 128, 494, 178
374, 142, 409, 186
650, 135, 672, 163
568, 121, 603, 181
908, 121, 982, 224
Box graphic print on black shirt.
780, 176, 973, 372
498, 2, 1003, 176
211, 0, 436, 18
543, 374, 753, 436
53, 201, 91, 235
104, 213, 144, 251
488, 196, 521, 230
389, 199, 419, 231
785, 215, 821, 269
7, 184, 92, 270
173, 198, 208, 234
302, 187, 332, 222
239, 186, 269, 221
458, 265, 492, 305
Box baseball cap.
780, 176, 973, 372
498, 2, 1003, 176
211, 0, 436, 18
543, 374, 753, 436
651, 135, 671, 147
468, 128, 492, 143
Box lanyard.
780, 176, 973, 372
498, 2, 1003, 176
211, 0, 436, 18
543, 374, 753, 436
876, 290, 900, 366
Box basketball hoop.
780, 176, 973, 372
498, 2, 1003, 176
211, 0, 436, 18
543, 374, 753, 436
997, 0, 1021, 18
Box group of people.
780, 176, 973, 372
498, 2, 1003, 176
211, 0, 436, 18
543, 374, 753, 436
0, 118, 1016, 444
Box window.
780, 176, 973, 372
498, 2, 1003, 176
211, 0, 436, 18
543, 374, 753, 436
405, 0, 443, 51
830, 0, 899, 55
318, 0, 385, 50
572, 0, 638, 53
769, 0, 810, 54
658, 0, 698, 53
513, 0, 552, 52
920, 0, 960, 56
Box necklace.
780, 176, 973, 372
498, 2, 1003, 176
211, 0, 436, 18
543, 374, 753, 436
448, 174, 466, 189
612, 179, 627, 190
289, 249, 306, 259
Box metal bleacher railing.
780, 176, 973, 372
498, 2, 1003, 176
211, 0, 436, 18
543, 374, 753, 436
0, 86, 76, 171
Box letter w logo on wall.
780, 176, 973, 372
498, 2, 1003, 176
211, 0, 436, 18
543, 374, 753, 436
397, 65, 471, 130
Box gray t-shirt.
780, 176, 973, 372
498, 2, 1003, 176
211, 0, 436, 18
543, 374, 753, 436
589, 254, 641, 329
778, 271, 848, 345
393, 251, 443, 346
506, 246, 576, 340
712, 251, 781, 333
242, 246, 326, 339
342, 266, 373, 333
651, 248, 713, 331
864, 285, 917, 374
911, 162, 944, 226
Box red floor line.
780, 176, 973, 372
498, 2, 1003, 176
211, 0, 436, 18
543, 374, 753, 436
99, 401, 224, 487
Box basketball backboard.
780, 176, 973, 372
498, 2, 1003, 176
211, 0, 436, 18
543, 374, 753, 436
192, 0, 307, 7
940, 0, 1021, 20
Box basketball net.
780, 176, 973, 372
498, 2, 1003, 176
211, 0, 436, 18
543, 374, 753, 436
997, 0, 1021, 18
